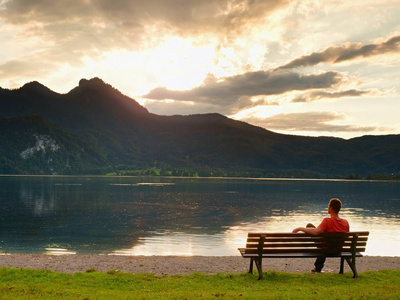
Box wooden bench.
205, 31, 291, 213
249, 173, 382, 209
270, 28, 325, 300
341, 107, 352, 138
238, 231, 369, 280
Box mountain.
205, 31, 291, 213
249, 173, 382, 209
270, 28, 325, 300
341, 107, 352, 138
1, 77, 400, 177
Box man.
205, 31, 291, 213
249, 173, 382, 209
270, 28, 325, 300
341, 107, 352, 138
292, 198, 350, 273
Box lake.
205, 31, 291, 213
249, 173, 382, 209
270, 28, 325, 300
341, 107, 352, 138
0, 176, 399, 256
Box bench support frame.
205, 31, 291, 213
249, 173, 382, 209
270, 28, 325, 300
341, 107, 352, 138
240, 232, 368, 280
339, 235, 359, 278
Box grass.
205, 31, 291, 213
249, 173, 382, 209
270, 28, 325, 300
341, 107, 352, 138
0, 267, 399, 299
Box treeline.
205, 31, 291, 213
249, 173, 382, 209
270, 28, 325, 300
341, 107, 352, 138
107, 166, 400, 180
345, 173, 400, 180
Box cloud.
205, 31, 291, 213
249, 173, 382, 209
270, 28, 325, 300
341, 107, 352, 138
279, 35, 400, 69
244, 112, 378, 133
0, 0, 289, 41
144, 70, 343, 112
291, 89, 376, 103
142, 32, 398, 113
0, 57, 56, 78
0, 0, 290, 86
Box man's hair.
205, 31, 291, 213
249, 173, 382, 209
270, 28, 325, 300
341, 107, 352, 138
329, 198, 342, 213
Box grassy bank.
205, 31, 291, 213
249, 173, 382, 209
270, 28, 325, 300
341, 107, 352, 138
1, 268, 399, 299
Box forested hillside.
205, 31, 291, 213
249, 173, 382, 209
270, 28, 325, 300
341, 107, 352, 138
1, 78, 400, 178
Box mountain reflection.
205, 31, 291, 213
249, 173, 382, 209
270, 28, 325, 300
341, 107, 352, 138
0, 176, 399, 256
19, 179, 57, 217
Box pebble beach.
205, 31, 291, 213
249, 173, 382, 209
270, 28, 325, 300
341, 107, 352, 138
1, 255, 399, 275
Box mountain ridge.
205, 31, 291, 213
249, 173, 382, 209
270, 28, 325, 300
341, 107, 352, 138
1, 78, 400, 177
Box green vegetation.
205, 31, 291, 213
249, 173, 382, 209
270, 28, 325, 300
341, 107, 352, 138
345, 173, 400, 181
1, 268, 399, 299
107, 166, 400, 181
365, 173, 400, 180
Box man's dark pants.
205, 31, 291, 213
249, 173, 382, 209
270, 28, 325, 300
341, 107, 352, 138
306, 223, 326, 272
314, 256, 326, 272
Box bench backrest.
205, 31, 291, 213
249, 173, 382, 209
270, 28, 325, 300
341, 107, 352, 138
244, 232, 369, 255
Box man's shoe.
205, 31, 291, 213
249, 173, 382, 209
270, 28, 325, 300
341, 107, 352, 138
311, 269, 323, 273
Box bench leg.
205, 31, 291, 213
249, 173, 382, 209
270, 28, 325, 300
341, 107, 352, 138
344, 257, 358, 279
254, 258, 263, 280
249, 258, 254, 274
339, 257, 345, 274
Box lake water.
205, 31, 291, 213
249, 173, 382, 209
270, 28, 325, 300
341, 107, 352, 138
0, 176, 399, 257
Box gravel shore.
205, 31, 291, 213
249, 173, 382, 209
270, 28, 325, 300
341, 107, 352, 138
1, 255, 399, 275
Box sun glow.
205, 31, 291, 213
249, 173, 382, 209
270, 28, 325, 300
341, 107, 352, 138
79, 36, 221, 96
144, 37, 217, 90
229, 104, 283, 120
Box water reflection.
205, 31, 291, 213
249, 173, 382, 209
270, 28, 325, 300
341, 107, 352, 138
111, 232, 226, 256
117, 208, 400, 257
0, 176, 399, 256
44, 247, 76, 255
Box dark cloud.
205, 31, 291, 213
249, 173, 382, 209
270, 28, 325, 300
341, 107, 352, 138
0, 0, 289, 41
336, 35, 400, 62
244, 112, 378, 133
144, 70, 343, 106
279, 35, 400, 69
291, 89, 374, 103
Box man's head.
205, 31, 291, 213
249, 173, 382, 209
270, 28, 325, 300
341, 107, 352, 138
328, 198, 342, 213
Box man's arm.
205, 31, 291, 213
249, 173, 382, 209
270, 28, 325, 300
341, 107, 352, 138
292, 227, 323, 235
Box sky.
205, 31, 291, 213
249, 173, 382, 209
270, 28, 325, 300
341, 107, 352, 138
1, 0, 400, 139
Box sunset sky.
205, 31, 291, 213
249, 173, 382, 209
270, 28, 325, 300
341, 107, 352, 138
1, 0, 400, 139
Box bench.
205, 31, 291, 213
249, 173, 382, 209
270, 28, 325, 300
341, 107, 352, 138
238, 231, 369, 280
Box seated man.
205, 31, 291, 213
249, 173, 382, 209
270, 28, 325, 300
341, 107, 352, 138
292, 198, 350, 273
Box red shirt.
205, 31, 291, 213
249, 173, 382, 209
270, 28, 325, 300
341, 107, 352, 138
318, 217, 350, 233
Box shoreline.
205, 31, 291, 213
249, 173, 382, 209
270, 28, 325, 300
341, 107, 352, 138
2, 174, 400, 182
1, 255, 399, 275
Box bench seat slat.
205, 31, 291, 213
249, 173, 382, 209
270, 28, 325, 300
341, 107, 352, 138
246, 231, 369, 238
246, 243, 325, 248
244, 242, 368, 249
243, 247, 366, 254
246, 236, 369, 243
240, 252, 364, 258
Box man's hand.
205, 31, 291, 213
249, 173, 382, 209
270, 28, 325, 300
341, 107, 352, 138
292, 227, 323, 236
